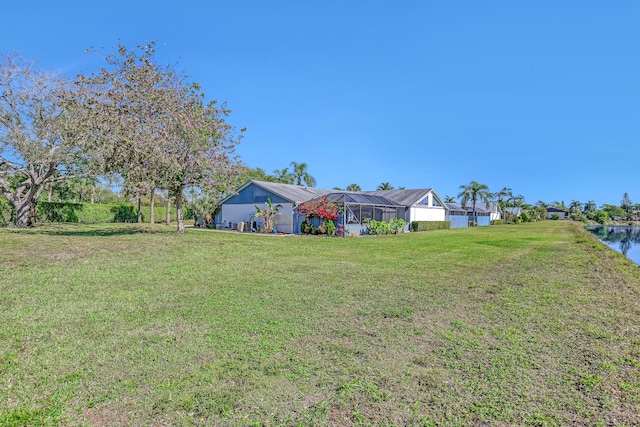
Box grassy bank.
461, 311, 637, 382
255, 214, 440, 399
1, 222, 639, 426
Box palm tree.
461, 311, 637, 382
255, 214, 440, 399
494, 187, 513, 222
569, 200, 582, 215
272, 167, 294, 184
346, 183, 361, 191
290, 162, 316, 187
584, 200, 597, 214
444, 195, 455, 203
458, 181, 492, 226
377, 182, 394, 190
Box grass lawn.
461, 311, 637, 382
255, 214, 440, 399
1, 221, 639, 426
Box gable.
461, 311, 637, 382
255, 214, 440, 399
223, 183, 290, 205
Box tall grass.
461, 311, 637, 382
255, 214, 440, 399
1, 221, 639, 426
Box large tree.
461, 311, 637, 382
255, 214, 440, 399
377, 182, 394, 190
346, 183, 361, 192
0, 54, 90, 227
78, 43, 243, 232
458, 180, 492, 226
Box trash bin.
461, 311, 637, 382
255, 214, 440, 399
236, 222, 245, 232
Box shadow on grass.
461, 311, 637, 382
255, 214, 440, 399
24, 224, 175, 237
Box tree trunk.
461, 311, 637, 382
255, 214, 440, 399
166, 198, 171, 225
15, 200, 33, 227
91, 187, 95, 204
137, 195, 142, 223
48, 184, 52, 202
13, 189, 44, 227
149, 188, 155, 224
472, 199, 477, 226
176, 192, 185, 233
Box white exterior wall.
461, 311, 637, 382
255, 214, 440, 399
410, 206, 446, 222
220, 203, 295, 234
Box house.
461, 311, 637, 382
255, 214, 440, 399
445, 203, 469, 228
216, 180, 331, 234
547, 207, 569, 220
445, 202, 493, 227
217, 180, 448, 234
365, 188, 447, 222
484, 202, 503, 222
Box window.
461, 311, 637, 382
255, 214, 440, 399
418, 196, 430, 206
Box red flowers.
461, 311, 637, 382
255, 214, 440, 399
298, 197, 338, 220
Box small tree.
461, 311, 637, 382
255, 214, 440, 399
254, 198, 280, 233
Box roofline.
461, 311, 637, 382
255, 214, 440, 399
217, 180, 329, 205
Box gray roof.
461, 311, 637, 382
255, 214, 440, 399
247, 180, 331, 204
457, 203, 491, 214
321, 192, 403, 206
364, 189, 435, 206
222, 180, 445, 207
445, 203, 467, 214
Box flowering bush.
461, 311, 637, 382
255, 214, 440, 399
298, 197, 338, 221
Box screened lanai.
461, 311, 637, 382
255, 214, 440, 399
302, 192, 409, 235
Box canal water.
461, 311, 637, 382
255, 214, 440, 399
586, 225, 640, 266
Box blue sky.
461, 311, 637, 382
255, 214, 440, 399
3, 1, 639, 206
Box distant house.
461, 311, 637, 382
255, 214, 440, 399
365, 188, 447, 222
445, 203, 470, 228
547, 207, 569, 220
484, 202, 502, 222
217, 180, 448, 234
463, 203, 492, 226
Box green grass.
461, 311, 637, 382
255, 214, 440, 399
1, 221, 639, 426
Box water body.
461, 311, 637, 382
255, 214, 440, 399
586, 225, 640, 266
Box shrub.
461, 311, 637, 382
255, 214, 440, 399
594, 210, 610, 225
492, 219, 504, 225
111, 204, 138, 223
326, 220, 336, 236
366, 219, 392, 235
300, 219, 312, 234
298, 197, 338, 221
0, 199, 14, 225
389, 218, 407, 233
411, 220, 451, 232
37, 202, 83, 223
570, 212, 589, 223
550, 213, 560, 220
0, 200, 181, 225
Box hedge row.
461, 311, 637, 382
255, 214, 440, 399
410, 220, 451, 232
0, 200, 192, 225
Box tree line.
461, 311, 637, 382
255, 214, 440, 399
1, 43, 243, 232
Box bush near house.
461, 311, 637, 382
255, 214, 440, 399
411, 220, 451, 232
